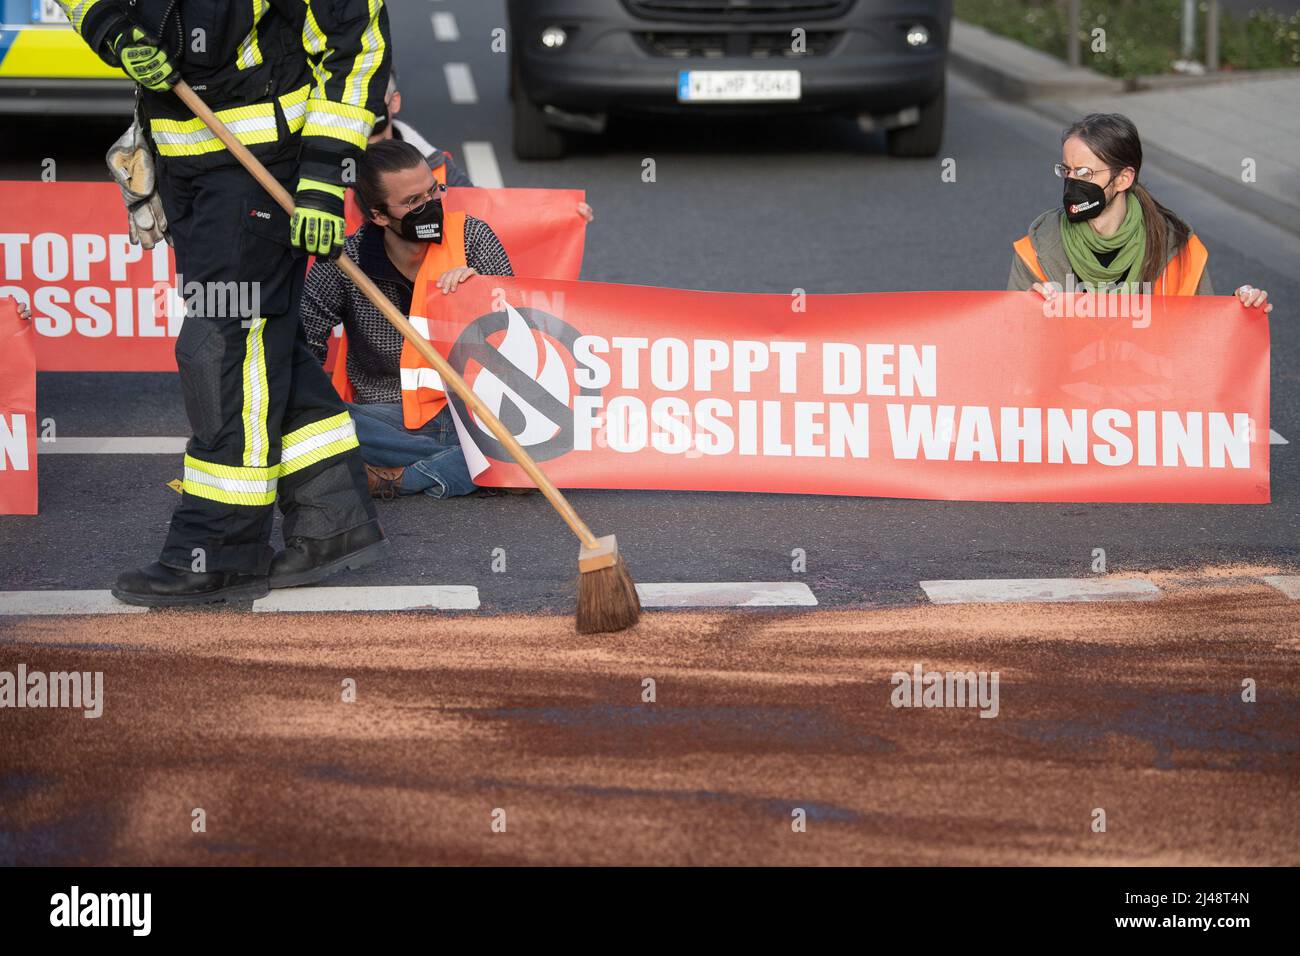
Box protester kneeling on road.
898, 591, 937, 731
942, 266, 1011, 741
1009, 112, 1272, 315
302, 139, 513, 500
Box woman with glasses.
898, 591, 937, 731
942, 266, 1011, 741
1008, 112, 1272, 314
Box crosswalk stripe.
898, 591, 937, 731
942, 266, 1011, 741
920, 578, 1160, 604
635, 582, 817, 607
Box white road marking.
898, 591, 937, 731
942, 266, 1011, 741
920, 578, 1160, 605
0, 590, 146, 616
431, 11, 459, 41
1271, 430, 1289, 445
635, 582, 818, 608
253, 586, 480, 613
39, 437, 187, 454
1261, 576, 1300, 600
444, 63, 478, 104
461, 141, 504, 188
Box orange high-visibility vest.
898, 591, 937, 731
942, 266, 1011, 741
400, 211, 468, 428
1013, 231, 1208, 295
329, 212, 468, 420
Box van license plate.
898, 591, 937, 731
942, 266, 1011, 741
677, 70, 801, 103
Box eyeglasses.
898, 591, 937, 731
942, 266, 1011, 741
386, 182, 445, 217
1054, 163, 1119, 182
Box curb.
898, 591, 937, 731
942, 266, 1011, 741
949, 19, 1300, 239
948, 20, 1124, 100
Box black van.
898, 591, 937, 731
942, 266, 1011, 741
507, 0, 952, 159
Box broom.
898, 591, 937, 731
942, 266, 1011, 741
170, 80, 640, 634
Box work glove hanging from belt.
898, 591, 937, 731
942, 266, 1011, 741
290, 179, 347, 259
106, 120, 169, 249
110, 28, 177, 91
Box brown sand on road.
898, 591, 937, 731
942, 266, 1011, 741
1, 580, 1297, 866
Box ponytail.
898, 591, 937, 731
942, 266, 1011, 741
1132, 181, 1191, 285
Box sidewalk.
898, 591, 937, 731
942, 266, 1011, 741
950, 20, 1300, 237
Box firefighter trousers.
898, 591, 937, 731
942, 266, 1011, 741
156, 158, 376, 574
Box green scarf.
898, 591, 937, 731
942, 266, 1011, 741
1059, 192, 1146, 291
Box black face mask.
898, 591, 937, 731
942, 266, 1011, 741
1062, 177, 1109, 223
388, 199, 444, 243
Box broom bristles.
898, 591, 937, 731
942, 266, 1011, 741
576, 555, 641, 634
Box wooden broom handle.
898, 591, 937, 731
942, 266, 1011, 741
172, 80, 601, 551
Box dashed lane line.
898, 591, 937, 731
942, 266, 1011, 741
920, 578, 1161, 604
444, 63, 478, 104
461, 141, 504, 189
431, 11, 459, 41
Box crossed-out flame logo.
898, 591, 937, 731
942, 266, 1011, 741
447, 303, 599, 463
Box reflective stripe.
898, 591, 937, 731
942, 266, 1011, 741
235, 0, 269, 69
343, 0, 386, 107
279, 84, 311, 133
299, 178, 346, 200
303, 100, 374, 150
281, 413, 359, 476
303, 6, 331, 89
183, 455, 278, 507
401, 366, 444, 392
59, 0, 102, 34
241, 318, 270, 467
152, 103, 279, 156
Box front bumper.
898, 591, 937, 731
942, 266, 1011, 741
510, 0, 950, 117
0, 77, 135, 116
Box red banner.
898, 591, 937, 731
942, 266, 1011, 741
0, 298, 38, 515
422, 280, 1269, 504
0, 182, 588, 371
0, 182, 176, 371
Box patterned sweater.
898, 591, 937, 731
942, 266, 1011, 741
302, 220, 513, 405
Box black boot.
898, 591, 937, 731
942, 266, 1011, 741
111, 561, 269, 607
269, 519, 389, 589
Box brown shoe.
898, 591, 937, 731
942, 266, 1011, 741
364, 463, 404, 500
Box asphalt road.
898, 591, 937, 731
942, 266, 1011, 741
0, 0, 1296, 612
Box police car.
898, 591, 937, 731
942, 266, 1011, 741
0, 0, 133, 115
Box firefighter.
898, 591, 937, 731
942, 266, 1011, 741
56, 0, 392, 605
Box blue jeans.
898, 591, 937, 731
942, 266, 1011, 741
346, 402, 476, 499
